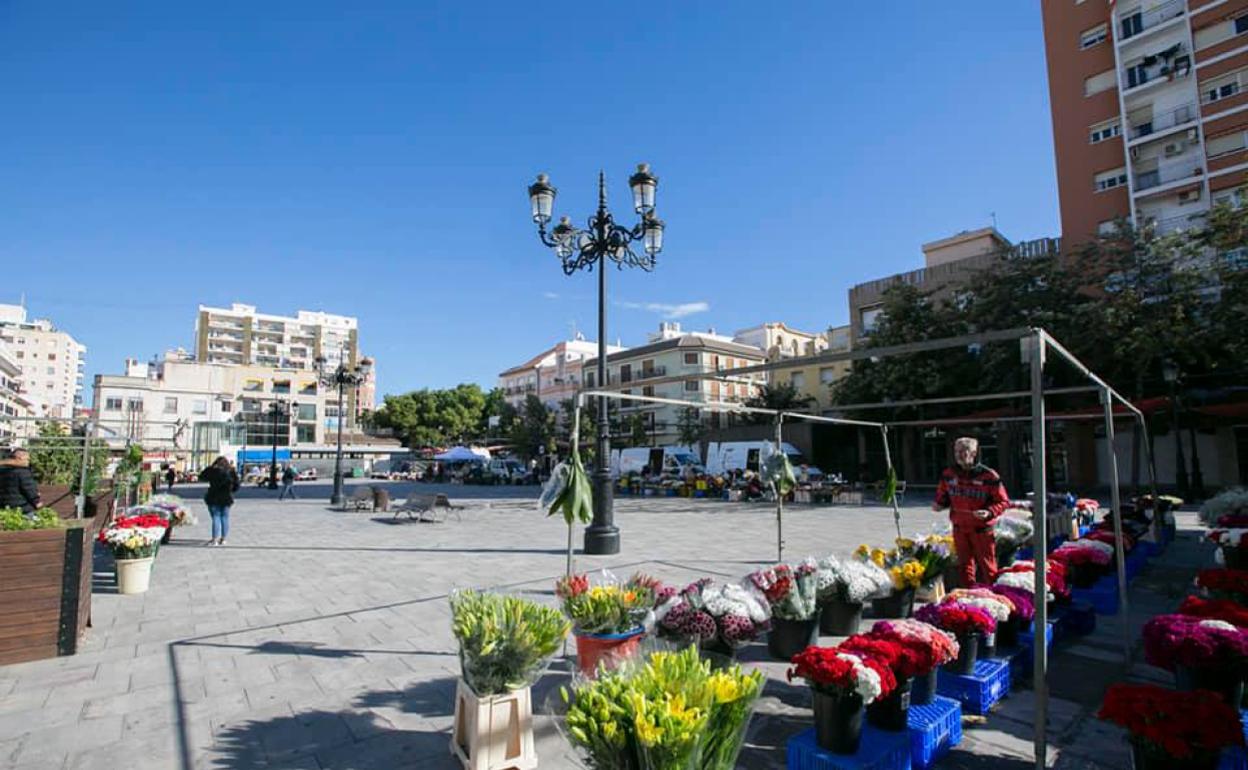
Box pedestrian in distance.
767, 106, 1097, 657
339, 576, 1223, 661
0, 447, 42, 513
200, 456, 240, 546
165, 466, 176, 492
932, 436, 1009, 587
279, 466, 297, 500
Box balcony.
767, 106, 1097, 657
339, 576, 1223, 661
634, 366, 668, 381
1117, 0, 1185, 44
1146, 212, 1206, 235
1122, 47, 1191, 94
1128, 101, 1197, 142
1133, 157, 1204, 192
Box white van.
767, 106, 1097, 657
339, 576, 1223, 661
611, 446, 704, 479
704, 441, 824, 479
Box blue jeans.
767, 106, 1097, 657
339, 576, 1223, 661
208, 505, 230, 540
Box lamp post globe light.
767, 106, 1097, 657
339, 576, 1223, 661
266, 399, 293, 490
528, 164, 665, 556
316, 351, 374, 506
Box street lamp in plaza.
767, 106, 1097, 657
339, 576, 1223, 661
1161, 359, 1189, 497
265, 399, 293, 489
528, 165, 665, 555
315, 351, 374, 506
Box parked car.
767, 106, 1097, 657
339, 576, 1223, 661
296, 468, 317, 481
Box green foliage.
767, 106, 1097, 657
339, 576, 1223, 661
369, 383, 502, 447
113, 443, 146, 489
880, 466, 898, 506
743, 382, 815, 424
508, 395, 555, 461
626, 414, 650, 448
449, 590, 569, 696
676, 407, 706, 448
0, 507, 63, 532
548, 450, 593, 525
762, 451, 795, 495
25, 422, 109, 493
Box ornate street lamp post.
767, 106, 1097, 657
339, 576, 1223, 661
316, 351, 374, 506
266, 399, 292, 489
528, 165, 665, 555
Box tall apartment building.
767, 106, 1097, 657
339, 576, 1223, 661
0, 304, 86, 419
0, 342, 34, 440
1042, 0, 1248, 245
194, 303, 374, 421
497, 335, 627, 411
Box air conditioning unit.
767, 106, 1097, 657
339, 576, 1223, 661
1187, 128, 1199, 141
1178, 189, 1201, 204
1164, 141, 1184, 157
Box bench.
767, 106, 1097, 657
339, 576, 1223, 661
393, 493, 464, 523
344, 487, 374, 512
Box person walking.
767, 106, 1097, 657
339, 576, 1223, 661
0, 448, 42, 513
932, 436, 1010, 587
278, 466, 297, 500
165, 466, 176, 492
199, 456, 240, 546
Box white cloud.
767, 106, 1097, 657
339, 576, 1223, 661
615, 300, 710, 319
542, 291, 560, 300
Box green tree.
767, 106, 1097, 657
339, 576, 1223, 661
625, 414, 651, 448
675, 407, 706, 447
508, 395, 555, 461
369, 383, 492, 447
557, 398, 596, 453
26, 421, 109, 493
743, 382, 816, 423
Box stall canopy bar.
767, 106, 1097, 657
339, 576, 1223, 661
1038, 330, 1143, 420
574, 390, 886, 429
827, 385, 1099, 413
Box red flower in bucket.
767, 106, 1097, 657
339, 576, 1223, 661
1098, 684, 1244, 760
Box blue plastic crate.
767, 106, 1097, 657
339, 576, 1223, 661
1217, 711, 1248, 770
907, 696, 961, 770
1071, 576, 1119, 615
1052, 600, 1097, 639
1139, 540, 1163, 558
937, 658, 1010, 715
1125, 548, 1149, 581
787, 725, 912, 770
1011, 622, 1055, 681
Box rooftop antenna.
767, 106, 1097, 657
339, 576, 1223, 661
990, 212, 998, 230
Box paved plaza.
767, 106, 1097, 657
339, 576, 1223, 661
0, 480, 1205, 769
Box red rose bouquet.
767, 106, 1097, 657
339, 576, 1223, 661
787, 646, 896, 704
1142, 613, 1248, 674
914, 601, 996, 637
871, 619, 960, 668
1083, 529, 1135, 551
1196, 568, 1248, 602
998, 559, 1069, 600
1098, 684, 1244, 761
747, 564, 794, 606
1178, 595, 1248, 627
839, 633, 928, 678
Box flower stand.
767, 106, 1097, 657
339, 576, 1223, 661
786, 724, 910, 770
937, 658, 1010, 715
1070, 574, 1119, 615
907, 696, 962, 770
115, 556, 154, 595
1011, 622, 1054, 683
450, 679, 537, 770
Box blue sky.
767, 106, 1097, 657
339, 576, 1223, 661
0, 2, 1059, 403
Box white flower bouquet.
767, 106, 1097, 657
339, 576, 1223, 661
816, 555, 893, 605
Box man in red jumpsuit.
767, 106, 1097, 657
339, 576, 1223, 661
932, 437, 1010, 587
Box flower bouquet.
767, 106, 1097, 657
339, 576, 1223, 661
870, 618, 959, 704
128, 494, 195, 544
900, 535, 955, 601
1208, 528, 1248, 570
560, 645, 764, 770
1217, 514, 1248, 528
98, 514, 169, 595
656, 579, 770, 656
996, 559, 1069, 601
1051, 540, 1114, 587
1196, 568, 1248, 604
449, 590, 569, 696
837, 633, 924, 730
994, 515, 1033, 567
752, 560, 820, 661
856, 545, 923, 619
1142, 613, 1248, 705
914, 601, 995, 674
1098, 684, 1244, 770
557, 572, 655, 677
816, 555, 892, 636
946, 588, 1014, 653
988, 584, 1036, 626
788, 645, 896, 754
1199, 489, 1248, 528
1177, 595, 1248, 628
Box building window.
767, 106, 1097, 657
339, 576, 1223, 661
272, 380, 291, 394
221, 400, 232, 413
819, 367, 837, 385
790, 371, 806, 389
1089, 119, 1121, 144
296, 424, 316, 443
47, 353, 55, 361
683, 353, 699, 365
192, 399, 208, 415
1203, 68, 1246, 104
684, 380, 699, 392
163, 397, 178, 413
13, 352, 21, 359
1207, 130, 1248, 159
1098, 219, 1119, 236
105, 397, 122, 411
642, 386, 654, 397
1095, 167, 1128, 192
1084, 69, 1116, 97
1238, 14, 1248, 35
296, 403, 316, 421
1080, 23, 1107, 49
299, 382, 317, 396
127, 398, 143, 411
860, 306, 884, 335
45, 367, 54, 375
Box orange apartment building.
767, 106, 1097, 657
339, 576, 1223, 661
1042, 0, 1248, 246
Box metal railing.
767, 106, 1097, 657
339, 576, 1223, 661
1118, 0, 1185, 42
1128, 101, 1197, 140
1134, 158, 1203, 191
1147, 212, 1205, 235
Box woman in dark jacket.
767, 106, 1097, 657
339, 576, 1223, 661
199, 456, 239, 546
0, 449, 41, 513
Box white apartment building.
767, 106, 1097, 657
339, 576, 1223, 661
0, 342, 34, 440
0, 304, 86, 419
497, 335, 626, 411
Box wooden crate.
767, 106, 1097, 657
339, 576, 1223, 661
450, 679, 537, 770
0, 519, 99, 666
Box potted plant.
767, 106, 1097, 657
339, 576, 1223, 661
915, 601, 995, 675
654, 578, 770, 659
129, 495, 196, 544
1051, 540, 1114, 587
561, 645, 764, 769
1098, 684, 1244, 770
996, 559, 1069, 602
1142, 614, 1248, 706
97, 514, 167, 595
870, 618, 960, 706
787, 645, 895, 754
1208, 528, 1248, 570
448, 590, 568, 770
896, 535, 954, 603
1196, 568, 1248, 605
987, 585, 1036, 648
994, 515, 1033, 568
751, 561, 820, 660
838, 634, 922, 731
945, 588, 1013, 657
556, 572, 653, 678
856, 545, 923, 618
816, 555, 892, 636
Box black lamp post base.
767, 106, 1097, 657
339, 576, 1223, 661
583, 524, 620, 555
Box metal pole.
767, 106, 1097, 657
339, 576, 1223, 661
1187, 422, 1205, 500
269, 403, 279, 489
1170, 384, 1189, 496
585, 172, 619, 555
331, 376, 346, 506
1029, 332, 1049, 770
775, 415, 784, 563
1102, 388, 1131, 664
75, 420, 92, 518
880, 424, 902, 539
569, 403, 582, 577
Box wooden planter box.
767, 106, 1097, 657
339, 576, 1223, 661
38, 483, 114, 520
0, 518, 100, 666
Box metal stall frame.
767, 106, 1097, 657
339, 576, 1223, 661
568, 326, 1155, 770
